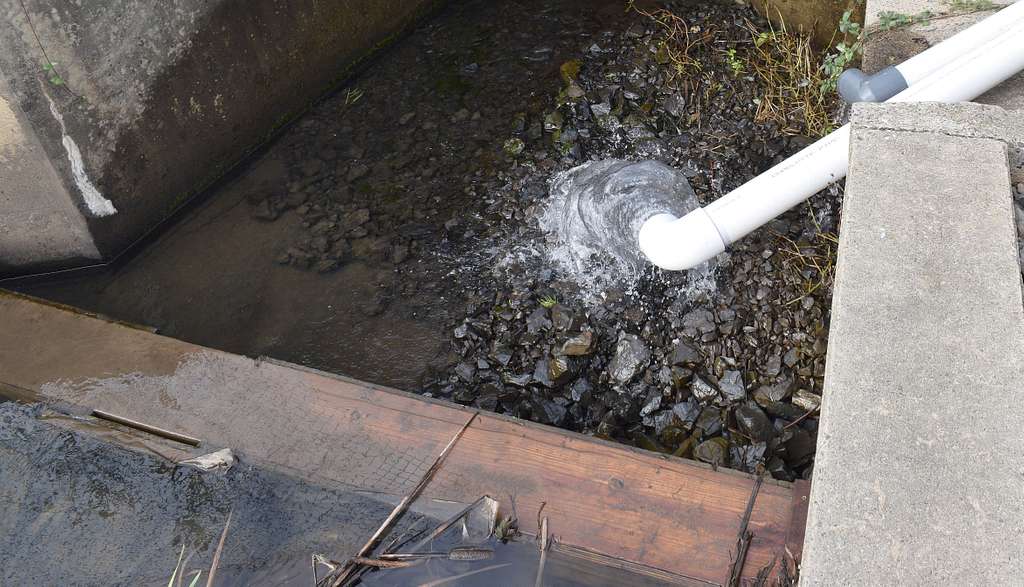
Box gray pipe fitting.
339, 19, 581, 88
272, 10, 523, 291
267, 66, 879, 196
838, 66, 910, 103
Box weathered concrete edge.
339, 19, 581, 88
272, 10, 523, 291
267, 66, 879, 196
852, 101, 1024, 143
802, 102, 1024, 583
0, 75, 100, 272
852, 101, 1024, 183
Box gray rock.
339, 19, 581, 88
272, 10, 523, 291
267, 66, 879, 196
731, 442, 767, 473
490, 345, 513, 366
532, 397, 567, 426
753, 377, 793, 405
720, 370, 745, 403
526, 307, 552, 333
547, 355, 573, 387
533, 359, 553, 387
503, 372, 532, 387
608, 333, 650, 384
691, 374, 720, 404
792, 389, 822, 412
570, 378, 592, 403
735, 402, 772, 442
590, 102, 611, 117
640, 390, 662, 417
719, 370, 746, 402
663, 93, 686, 118
670, 339, 701, 366
560, 330, 594, 356
681, 309, 716, 336
783, 348, 799, 367
695, 437, 729, 466
455, 362, 476, 383
671, 399, 700, 430
695, 406, 722, 437
651, 410, 677, 435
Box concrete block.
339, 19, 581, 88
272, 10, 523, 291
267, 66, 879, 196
0, 0, 439, 273
0, 75, 99, 271
801, 102, 1024, 584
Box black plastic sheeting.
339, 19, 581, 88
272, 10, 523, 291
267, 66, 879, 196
0, 402, 426, 586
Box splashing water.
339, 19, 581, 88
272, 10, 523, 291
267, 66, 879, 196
539, 159, 699, 280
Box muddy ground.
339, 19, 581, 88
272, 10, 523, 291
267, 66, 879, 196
13, 0, 839, 481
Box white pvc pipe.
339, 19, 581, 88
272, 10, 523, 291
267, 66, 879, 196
639, 14, 1024, 271
897, 0, 1024, 85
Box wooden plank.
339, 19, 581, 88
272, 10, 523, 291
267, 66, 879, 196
0, 290, 800, 583
786, 479, 811, 565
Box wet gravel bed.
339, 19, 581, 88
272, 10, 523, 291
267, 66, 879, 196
408, 0, 840, 482
238, 0, 839, 481
16, 0, 840, 482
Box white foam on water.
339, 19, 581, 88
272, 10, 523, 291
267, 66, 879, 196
434, 159, 720, 308
535, 158, 703, 300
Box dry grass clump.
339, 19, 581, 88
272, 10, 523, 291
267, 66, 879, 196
630, 0, 843, 139
745, 22, 837, 138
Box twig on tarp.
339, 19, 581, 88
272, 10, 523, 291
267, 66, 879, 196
728, 473, 763, 586
350, 556, 422, 569
92, 409, 201, 446
535, 516, 550, 587
329, 413, 478, 586
379, 546, 494, 562
206, 508, 233, 587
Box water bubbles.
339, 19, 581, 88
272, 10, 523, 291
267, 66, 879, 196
538, 159, 699, 291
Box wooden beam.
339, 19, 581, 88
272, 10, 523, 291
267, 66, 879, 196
0, 290, 806, 583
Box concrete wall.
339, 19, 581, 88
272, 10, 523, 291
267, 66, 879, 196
0, 75, 100, 273
751, 0, 864, 48
0, 0, 438, 275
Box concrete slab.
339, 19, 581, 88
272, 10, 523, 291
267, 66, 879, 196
801, 102, 1024, 584
0, 74, 99, 271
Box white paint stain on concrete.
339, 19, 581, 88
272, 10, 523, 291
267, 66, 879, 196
45, 95, 117, 217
